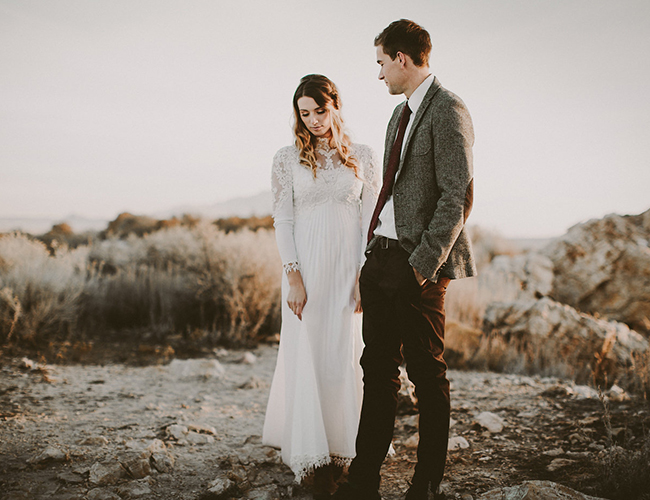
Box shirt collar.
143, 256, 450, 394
407, 73, 434, 116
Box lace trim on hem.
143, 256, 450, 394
283, 261, 300, 274
290, 453, 355, 483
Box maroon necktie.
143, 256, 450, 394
367, 102, 412, 243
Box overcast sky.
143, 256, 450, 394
1, 0, 649, 238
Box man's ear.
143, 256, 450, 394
396, 51, 408, 68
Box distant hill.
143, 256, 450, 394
156, 191, 273, 220
0, 215, 108, 235
1, 191, 274, 234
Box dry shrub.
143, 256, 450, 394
0, 224, 282, 349
471, 329, 576, 379
0, 233, 88, 344
444, 270, 523, 370
598, 391, 650, 500
84, 223, 281, 346
467, 225, 520, 271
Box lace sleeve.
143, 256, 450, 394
359, 145, 381, 267
271, 148, 300, 273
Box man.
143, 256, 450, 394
333, 19, 476, 500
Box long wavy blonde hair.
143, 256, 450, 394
292, 74, 359, 178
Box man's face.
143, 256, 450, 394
376, 45, 406, 95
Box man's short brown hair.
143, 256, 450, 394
374, 19, 431, 68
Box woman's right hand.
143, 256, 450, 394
286, 271, 307, 320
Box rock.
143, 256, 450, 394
567, 385, 599, 400
607, 384, 629, 401
547, 458, 576, 472
2, 492, 32, 500
167, 358, 225, 380
580, 416, 600, 426
246, 486, 278, 500
449, 436, 470, 450
120, 453, 151, 479
542, 208, 650, 336
397, 366, 417, 414
89, 461, 126, 486
117, 479, 153, 498
80, 435, 110, 446
543, 448, 564, 457
478, 480, 605, 499
57, 471, 84, 484
186, 431, 215, 445
475, 412, 505, 433
240, 351, 257, 364
239, 376, 267, 389
479, 252, 554, 300
167, 424, 188, 440
188, 423, 217, 435
27, 446, 68, 464
482, 297, 648, 384
151, 451, 175, 473
86, 487, 122, 500
146, 439, 167, 453
20, 357, 35, 370
206, 477, 235, 496
404, 434, 419, 448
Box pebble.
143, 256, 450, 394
186, 431, 215, 444
241, 352, 257, 364
608, 384, 629, 401
27, 446, 68, 464
57, 471, 85, 484
89, 461, 126, 486
167, 424, 188, 440
79, 435, 110, 446
449, 436, 470, 450
188, 423, 217, 435
86, 488, 121, 500
117, 478, 153, 498
208, 477, 235, 495
546, 458, 576, 472
475, 412, 505, 433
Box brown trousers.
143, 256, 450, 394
348, 243, 450, 491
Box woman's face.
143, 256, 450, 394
297, 96, 332, 137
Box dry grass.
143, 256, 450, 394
0, 224, 281, 350
598, 390, 650, 500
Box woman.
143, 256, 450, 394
262, 74, 379, 497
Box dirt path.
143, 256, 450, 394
0, 344, 647, 500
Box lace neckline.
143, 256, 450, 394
315, 137, 334, 155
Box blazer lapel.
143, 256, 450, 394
397, 76, 442, 174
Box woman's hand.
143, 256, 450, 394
286, 270, 307, 320
354, 275, 362, 313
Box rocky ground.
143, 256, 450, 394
1, 343, 648, 500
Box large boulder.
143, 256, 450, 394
478, 252, 554, 301
478, 480, 605, 500
542, 208, 650, 335
481, 297, 648, 385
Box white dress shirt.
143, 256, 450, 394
374, 74, 435, 240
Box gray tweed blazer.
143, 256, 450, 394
367, 76, 477, 281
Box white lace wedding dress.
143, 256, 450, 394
262, 139, 379, 482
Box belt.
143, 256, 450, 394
376, 236, 400, 250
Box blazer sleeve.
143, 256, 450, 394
408, 96, 475, 281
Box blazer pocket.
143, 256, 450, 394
410, 136, 432, 156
